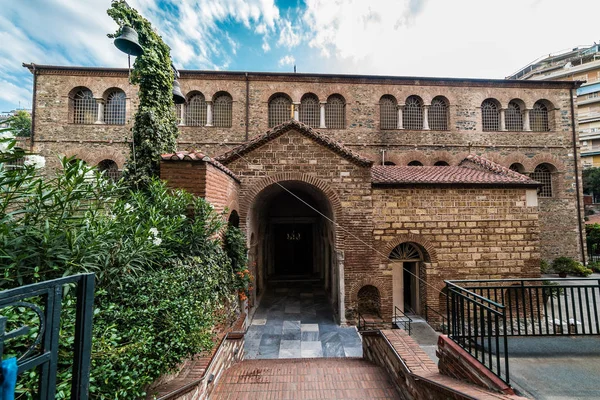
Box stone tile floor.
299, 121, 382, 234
244, 281, 363, 359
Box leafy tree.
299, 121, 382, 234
583, 167, 600, 200
107, 1, 178, 189
9, 110, 31, 137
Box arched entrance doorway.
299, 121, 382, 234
388, 242, 429, 315
248, 180, 338, 309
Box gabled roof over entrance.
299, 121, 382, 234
372, 155, 539, 187
215, 120, 374, 167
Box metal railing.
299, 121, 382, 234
0, 274, 95, 400
393, 306, 412, 335
424, 305, 448, 333
357, 307, 412, 334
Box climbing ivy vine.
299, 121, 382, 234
107, 0, 178, 188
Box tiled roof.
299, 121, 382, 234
372, 158, 539, 187
461, 154, 533, 182
215, 120, 373, 167
585, 214, 600, 225
160, 151, 240, 182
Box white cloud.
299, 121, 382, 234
277, 19, 301, 49
279, 55, 295, 67
262, 37, 271, 52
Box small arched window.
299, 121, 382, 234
530, 101, 550, 132
383, 161, 396, 166
299, 94, 320, 127
185, 92, 207, 126
403, 96, 423, 130
268, 94, 292, 127
429, 96, 448, 130
434, 161, 449, 166
380, 95, 398, 130
530, 164, 553, 197
509, 163, 525, 174
407, 160, 423, 166
104, 90, 126, 125
505, 100, 523, 131
71, 88, 96, 125
481, 99, 500, 131
97, 159, 121, 182
325, 94, 345, 129
213, 92, 233, 128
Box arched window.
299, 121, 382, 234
185, 92, 207, 126
380, 95, 397, 130
97, 159, 121, 182
530, 164, 553, 197
509, 163, 525, 174
407, 160, 423, 166
268, 94, 292, 127
481, 99, 500, 131
104, 89, 126, 125
403, 96, 423, 130
505, 100, 523, 131
70, 88, 96, 125
383, 161, 396, 166
325, 94, 345, 129
434, 161, 449, 166
530, 101, 550, 132
299, 94, 319, 127
428, 96, 448, 130
389, 242, 422, 261
213, 92, 233, 128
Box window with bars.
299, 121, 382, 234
268, 95, 292, 127
509, 163, 525, 173
481, 99, 500, 131
428, 97, 448, 130
403, 96, 423, 130
530, 101, 550, 132
299, 94, 320, 127
530, 164, 553, 197
105, 90, 126, 125
505, 101, 523, 131
380, 95, 397, 130
407, 160, 423, 166
325, 94, 345, 129
97, 159, 121, 182
71, 88, 97, 125
213, 93, 233, 128
185, 93, 207, 126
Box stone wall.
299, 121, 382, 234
28, 66, 585, 262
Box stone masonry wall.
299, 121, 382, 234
29, 67, 584, 262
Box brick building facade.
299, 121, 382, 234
24, 64, 585, 323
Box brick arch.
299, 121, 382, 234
391, 150, 429, 166
500, 153, 530, 172
239, 171, 343, 232
528, 152, 565, 172
63, 147, 127, 169
429, 150, 455, 166
382, 233, 438, 263
348, 277, 388, 305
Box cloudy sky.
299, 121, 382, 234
1, 0, 599, 112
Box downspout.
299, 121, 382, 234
30, 63, 37, 151
245, 72, 249, 141
570, 87, 586, 263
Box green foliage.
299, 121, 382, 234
1, 134, 241, 398
107, 1, 178, 188
583, 167, 600, 197
9, 110, 31, 137
573, 263, 593, 277
589, 261, 600, 273
224, 225, 253, 301
540, 259, 552, 274
541, 281, 564, 300
586, 223, 600, 256
552, 257, 580, 275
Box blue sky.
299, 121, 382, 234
1, 0, 599, 112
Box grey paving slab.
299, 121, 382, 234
301, 341, 323, 357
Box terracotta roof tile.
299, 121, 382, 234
215, 120, 373, 167
160, 151, 240, 182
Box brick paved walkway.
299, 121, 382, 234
211, 358, 401, 399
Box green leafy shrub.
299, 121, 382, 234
589, 261, 600, 273
224, 224, 252, 301
572, 263, 593, 277
552, 257, 580, 275
540, 259, 552, 274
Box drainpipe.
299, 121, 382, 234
245, 72, 250, 141
570, 88, 586, 263
381, 149, 386, 165
30, 63, 37, 150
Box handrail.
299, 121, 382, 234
393, 306, 412, 335
424, 305, 447, 333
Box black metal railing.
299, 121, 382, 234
446, 281, 509, 384
0, 273, 95, 400
393, 306, 412, 335
424, 305, 448, 333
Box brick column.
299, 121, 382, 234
206, 100, 213, 127
423, 104, 430, 130
523, 108, 531, 131
397, 104, 404, 130
320, 101, 327, 128
94, 98, 105, 124
293, 102, 300, 121
500, 108, 506, 131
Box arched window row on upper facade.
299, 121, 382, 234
179, 91, 233, 128
69, 87, 127, 125
380, 95, 449, 131
481, 98, 552, 132
269, 93, 347, 129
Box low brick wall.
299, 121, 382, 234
363, 330, 525, 400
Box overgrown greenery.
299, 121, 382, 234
107, 0, 178, 188
551, 256, 592, 277
586, 223, 600, 256
583, 167, 600, 202
1, 133, 249, 398
224, 225, 254, 301
8, 110, 31, 137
